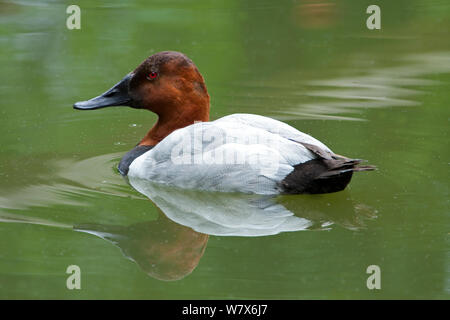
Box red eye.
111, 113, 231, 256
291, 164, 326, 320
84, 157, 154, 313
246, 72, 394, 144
148, 72, 158, 80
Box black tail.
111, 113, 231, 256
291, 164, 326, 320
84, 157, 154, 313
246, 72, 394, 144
280, 141, 376, 194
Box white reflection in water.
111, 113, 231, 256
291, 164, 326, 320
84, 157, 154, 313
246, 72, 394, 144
128, 177, 312, 236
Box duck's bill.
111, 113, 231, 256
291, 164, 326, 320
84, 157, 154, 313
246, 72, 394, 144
73, 73, 133, 110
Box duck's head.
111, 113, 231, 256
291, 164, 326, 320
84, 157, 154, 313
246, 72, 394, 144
74, 51, 210, 145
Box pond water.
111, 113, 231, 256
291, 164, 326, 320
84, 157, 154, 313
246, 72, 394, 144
0, 0, 449, 299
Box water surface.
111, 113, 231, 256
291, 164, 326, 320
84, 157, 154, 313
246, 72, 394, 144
0, 0, 449, 299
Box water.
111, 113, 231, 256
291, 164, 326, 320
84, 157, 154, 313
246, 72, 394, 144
0, 0, 449, 299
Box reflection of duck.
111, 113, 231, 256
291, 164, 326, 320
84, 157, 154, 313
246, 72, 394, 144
0, 151, 376, 281
74, 51, 374, 195
0, 184, 376, 281
128, 177, 376, 235
0, 209, 207, 281
75, 212, 208, 281
129, 177, 312, 236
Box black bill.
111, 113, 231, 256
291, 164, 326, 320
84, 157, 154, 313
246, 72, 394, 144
73, 73, 133, 110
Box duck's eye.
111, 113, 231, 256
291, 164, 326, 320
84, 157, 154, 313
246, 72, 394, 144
147, 72, 158, 80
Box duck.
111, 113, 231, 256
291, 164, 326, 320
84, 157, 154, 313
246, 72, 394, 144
74, 51, 375, 195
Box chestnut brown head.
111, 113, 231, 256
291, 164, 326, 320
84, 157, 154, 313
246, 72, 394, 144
73, 51, 210, 118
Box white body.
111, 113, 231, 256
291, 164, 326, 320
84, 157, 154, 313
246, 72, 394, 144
128, 114, 331, 195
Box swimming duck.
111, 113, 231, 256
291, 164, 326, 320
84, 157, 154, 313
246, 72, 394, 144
74, 51, 374, 195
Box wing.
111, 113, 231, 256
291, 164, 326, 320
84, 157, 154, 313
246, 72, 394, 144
215, 113, 332, 152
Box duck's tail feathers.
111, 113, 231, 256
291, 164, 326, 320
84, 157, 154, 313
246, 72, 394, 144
317, 159, 376, 179
280, 141, 376, 194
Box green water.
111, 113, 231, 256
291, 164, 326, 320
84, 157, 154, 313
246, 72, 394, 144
0, 0, 449, 299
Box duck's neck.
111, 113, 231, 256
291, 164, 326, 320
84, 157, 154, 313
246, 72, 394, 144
139, 104, 210, 146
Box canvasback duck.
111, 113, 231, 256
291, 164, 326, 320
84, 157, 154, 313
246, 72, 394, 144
74, 51, 374, 195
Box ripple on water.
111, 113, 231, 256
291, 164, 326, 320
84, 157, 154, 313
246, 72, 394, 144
227, 52, 450, 121
0, 152, 144, 211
